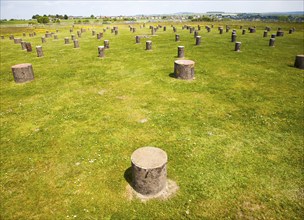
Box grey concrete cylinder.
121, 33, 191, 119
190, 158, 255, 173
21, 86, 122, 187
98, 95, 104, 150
45, 33, 52, 38
177, 46, 184, 58
242, 29, 246, 35
235, 42, 241, 52
41, 37, 46, 43
133, 28, 136, 33
74, 39, 79, 48
97, 33, 101, 40
151, 28, 155, 35
263, 31, 268, 37
276, 31, 284, 37
289, 29, 293, 34
9, 35, 14, 40
194, 30, 198, 38
231, 34, 237, 42
36, 46, 43, 57
163, 26, 166, 31
271, 34, 276, 38
11, 63, 34, 83
71, 34, 76, 41
25, 42, 32, 52
14, 38, 22, 44
77, 31, 81, 38
21, 41, 27, 50
219, 28, 223, 34
269, 38, 275, 47
174, 60, 195, 80
64, 37, 69, 44
104, 40, 109, 49
175, 34, 180, 42
196, 36, 201, 45
98, 46, 105, 58
146, 41, 152, 50
115, 30, 118, 35
135, 36, 140, 44
294, 55, 304, 69
131, 146, 168, 196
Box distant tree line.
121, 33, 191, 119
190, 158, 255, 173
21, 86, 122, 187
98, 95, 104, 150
32, 14, 69, 24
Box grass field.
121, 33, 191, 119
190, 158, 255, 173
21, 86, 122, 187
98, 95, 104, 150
0, 21, 303, 219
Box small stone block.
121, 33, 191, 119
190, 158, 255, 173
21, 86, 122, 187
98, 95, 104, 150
11, 63, 34, 83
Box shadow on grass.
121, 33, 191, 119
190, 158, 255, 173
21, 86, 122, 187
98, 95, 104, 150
169, 72, 176, 78
124, 166, 133, 187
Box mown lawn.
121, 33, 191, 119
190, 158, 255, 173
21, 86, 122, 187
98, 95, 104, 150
0, 21, 303, 219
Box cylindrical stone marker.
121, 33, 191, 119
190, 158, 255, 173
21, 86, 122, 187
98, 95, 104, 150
115, 30, 118, 35
163, 26, 166, 31
77, 31, 81, 38
135, 36, 140, 44
104, 40, 109, 49
11, 63, 34, 83
174, 60, 195, 80
71, 34, 75, 40
97, 33, 101, 40
41, 37, 46, 43
294, 55, 304, 69
194, 30, 198, 38
276, 31, 284, 37
235, 42, 241, 52
98, 46, 105, 58
263, 31, 268, 37
146, 41, 152, 50
25, 42, 32, 52
177, 46, 184, 58
131, 146, 168, 196
175, 34, 180, 42
231, 34, 237, 42
219, 28, 223, 34
289, 29, 293, 34
21, 41, 27, 50
196, 36, 201, 45
151, 28, 155, 35
64, 37, 69, 44
14, 38, 22, 44
242, 29, 246, 35
36, 46, 43, 57
74, 39, 79, 48
271, 34, 276, 38
133, 28, 136, 33
9, 35, 14, 40
269, 38, 275, 47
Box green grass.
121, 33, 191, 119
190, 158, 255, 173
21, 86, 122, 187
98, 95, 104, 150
1, 21, 303, 219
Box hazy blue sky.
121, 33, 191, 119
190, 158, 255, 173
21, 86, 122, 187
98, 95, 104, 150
1, 0, 303, 19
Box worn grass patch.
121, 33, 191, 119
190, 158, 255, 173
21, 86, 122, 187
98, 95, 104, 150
1, 21, 303, 219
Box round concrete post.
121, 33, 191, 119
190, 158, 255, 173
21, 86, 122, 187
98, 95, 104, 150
98, 46, 105, 58
175, 34, 180, 42
11, 63, 34, 83
36, 46, 43, 57
174, 60, 195, 80
219, 28, 223, 34
263, 31, 268, 37
269, 38, 275, 47
235, 42, 241, 52
74, 39, 79, 48
104, 40, 109, 49
294, 55, 304, 69
231, 34, 237, 42
135, 36, 140, 44
41, 37, 46, 43
146, 41, 152, 50
242, 29, 246, 35
64, 37, 69, 44
131, 146, 167, 196
21, 41, 27, 50
271, 34, 276, 38
177, 46, 184, 58
25, 42, 32, 52
196, 36, 201, 45
71, 34, 76, 41
14, 38, 22, 44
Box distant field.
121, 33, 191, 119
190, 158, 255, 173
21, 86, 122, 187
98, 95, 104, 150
0, 21, 303, 219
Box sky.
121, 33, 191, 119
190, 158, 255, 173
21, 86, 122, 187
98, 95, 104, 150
1, 0, 303, 19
